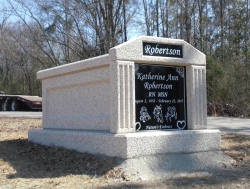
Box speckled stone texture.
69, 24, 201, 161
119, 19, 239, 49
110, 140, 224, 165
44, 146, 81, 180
110, 60, 135, 133
109, 36, 205, 65
29, 36, 220, 158
28, 129, 220, 158
186, 65, 207, 129
40, 55, 110, 131
36, 36, 207, 132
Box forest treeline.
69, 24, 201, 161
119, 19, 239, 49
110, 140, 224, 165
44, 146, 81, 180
0, 0, 250, 117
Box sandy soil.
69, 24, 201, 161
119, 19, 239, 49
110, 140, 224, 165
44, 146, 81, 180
0, 117, 250, 188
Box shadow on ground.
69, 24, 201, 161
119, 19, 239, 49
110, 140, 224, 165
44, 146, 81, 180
0, 138, 123, 179
1, 133, 250, 188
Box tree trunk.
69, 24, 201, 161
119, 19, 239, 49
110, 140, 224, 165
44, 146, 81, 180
123, 0, 127, 41
156, 0, 159, 37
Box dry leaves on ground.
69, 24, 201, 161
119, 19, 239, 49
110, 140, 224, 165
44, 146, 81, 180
1, 117, 250, 188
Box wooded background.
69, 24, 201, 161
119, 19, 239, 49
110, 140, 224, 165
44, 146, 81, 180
0, 0, 250, 117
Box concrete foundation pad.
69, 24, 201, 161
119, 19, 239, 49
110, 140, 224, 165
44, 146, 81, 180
116, 150, 233, 181
28, 129, 220, 159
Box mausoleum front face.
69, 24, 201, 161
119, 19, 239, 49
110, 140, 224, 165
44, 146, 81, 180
29, 36, 219, 158
108, 36, 207, 133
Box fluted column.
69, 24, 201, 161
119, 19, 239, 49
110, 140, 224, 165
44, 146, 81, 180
186, 65, 207, 129
110, 60, 135, 133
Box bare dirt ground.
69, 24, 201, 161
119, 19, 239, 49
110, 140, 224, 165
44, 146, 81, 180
1, 117, 250, 188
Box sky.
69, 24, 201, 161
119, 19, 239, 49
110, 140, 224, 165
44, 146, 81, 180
1, 0, 19, 23
0, 0, 144, 40
0, 0, 34, 24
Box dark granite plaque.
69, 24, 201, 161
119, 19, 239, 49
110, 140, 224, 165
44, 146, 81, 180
135, 64, 187, 130
143, 42, 183, 58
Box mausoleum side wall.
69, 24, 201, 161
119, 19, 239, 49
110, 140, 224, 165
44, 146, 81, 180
41, 64, 111, 131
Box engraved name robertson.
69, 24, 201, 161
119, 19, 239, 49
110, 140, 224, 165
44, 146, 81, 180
143, 42, 183, 58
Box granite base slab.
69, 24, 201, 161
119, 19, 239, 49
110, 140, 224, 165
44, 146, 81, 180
28, 129, 220, 159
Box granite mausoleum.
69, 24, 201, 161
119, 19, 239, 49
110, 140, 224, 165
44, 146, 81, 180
28, 36, 220, 158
